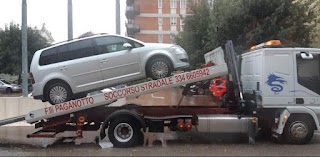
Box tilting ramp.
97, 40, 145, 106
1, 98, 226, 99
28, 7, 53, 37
25, 63, 228, 123
0, 115, 26, 126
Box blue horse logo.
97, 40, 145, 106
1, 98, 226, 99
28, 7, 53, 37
265, 73, 287, 94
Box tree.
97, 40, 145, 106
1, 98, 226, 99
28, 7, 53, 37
78, 31, 95, 38
0, 22, 51, 75
209, 0, 318, 52
176, 0, 318, 67
175, 0, 211, 69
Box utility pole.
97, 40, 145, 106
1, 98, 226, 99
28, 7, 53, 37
68, 0, 73, 40
21, 0, 28, 97
116, 0, 120, 35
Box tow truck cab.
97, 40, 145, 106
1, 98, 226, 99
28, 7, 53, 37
240, 40, 320, 144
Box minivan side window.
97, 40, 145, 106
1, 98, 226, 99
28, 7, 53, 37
296, 53, 320, 94
58, 39, 95, 62
39, 39, 95, 66
95, 36, 144, 54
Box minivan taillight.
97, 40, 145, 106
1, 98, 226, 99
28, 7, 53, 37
29, 73, 35, 84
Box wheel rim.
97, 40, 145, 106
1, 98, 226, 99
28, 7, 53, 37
114, 123, 133, 143
49, 85, 68, 104
289, 122, 308, 140
151, 61, 169, 79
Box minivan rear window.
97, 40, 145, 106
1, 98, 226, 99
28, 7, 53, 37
39, 48, 58, 66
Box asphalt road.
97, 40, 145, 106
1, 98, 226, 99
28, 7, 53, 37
0, 126, 320, 156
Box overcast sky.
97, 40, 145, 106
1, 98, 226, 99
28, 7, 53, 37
0, 0, 126, 43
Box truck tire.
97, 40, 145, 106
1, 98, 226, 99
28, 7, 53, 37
283, 115, 315, 144
108, 117, 140, 148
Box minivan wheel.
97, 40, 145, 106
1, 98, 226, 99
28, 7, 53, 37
46, 82, 72, 105
147, 58, 172, 80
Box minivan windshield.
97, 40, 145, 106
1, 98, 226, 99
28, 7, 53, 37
1, 80, 11, 84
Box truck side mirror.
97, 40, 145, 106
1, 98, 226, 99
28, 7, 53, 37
300, 52, 313, 59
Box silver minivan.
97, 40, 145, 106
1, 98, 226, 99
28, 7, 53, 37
30, 34, 189, 105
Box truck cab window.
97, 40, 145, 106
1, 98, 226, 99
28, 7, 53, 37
296, 53, 320, 95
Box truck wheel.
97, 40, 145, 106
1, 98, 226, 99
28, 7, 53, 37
137, 130, 144, 146
147, 57, 173, 80
108, 118, 140, 148
283, 115, 315, 144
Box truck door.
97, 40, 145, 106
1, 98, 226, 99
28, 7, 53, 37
263, 50, 295, 106
293, 51, 320, 107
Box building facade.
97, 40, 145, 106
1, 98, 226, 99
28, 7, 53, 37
126, 0, 191, 43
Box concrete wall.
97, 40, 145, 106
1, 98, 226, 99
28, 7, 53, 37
0, 74, 18, 82
0, 97, 51, 126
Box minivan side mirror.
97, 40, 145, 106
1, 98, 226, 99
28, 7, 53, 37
123, 43, 133, 49
300, 52, 314, 59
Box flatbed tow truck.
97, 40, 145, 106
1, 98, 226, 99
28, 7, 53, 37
1, 40, 319, 147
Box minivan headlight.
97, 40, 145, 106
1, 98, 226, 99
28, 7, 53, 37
170, 45, 186, 55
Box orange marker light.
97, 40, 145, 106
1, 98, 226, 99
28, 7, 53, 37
78, 116, 85, 123
178, 122, 184, 130
250, 45, 257, 50
265, 40, 281, 46
185, 122, 192, 130
250, 40, 281, 51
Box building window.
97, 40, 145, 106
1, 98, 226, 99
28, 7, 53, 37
158, 17, 163, 26
158, 34, 163, 43
170, 17, 177, 26
170, 0, 176, 8
180, 18, 184, 31
170, 34, 175, 43
180, 18, 184, 26
158, 0, 163, 8
180, 0, 186, 9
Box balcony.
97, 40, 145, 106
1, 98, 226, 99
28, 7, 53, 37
126, 0, 134, 6
126, 22, 140, 36
125, 5, 140, 19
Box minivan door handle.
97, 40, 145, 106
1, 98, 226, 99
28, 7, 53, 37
100, 59, 108, 63
60, 66, 68, 71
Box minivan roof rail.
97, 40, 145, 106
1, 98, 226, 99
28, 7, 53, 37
50, 33, 109, 46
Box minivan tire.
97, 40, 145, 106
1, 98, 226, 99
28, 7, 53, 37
46, 82, 72, 105
147, 57, 173, 80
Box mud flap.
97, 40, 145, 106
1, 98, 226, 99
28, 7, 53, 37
272, 109, 290, 135
248, 117, 257, 144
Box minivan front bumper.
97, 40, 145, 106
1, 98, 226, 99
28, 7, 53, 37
33, 94, 44, 101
